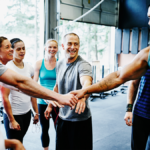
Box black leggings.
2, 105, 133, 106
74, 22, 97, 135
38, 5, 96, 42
38, 104, 59, 148
3, 110, 31, 150
132, 114, 150, 150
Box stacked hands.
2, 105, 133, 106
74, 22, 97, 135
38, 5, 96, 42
44, 90, 86, 120
9, 89, 85, 128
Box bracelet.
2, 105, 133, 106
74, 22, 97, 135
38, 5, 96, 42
126, 104, 133, 112
35, 113, 40, 116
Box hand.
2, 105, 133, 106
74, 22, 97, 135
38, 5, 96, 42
33, 114, 39, 124
45, 100, 64, 108
70, 89, 86, 99
9, 120, 21, 130
124, 112, 133, 126
44, 104, 53, 120
58, 93, 78, 108
75, 98, 86, 114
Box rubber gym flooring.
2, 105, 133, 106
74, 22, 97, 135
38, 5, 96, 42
0, 91, 131, 150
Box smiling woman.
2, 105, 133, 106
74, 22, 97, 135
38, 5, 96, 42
0, 37, 13, 65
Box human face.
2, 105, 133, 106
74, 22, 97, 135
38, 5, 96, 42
0, 39, 13, 64
13, 41, 25, 60
45, 41, 58, 57
147, 7, 150, 25
62, 35, 80, 63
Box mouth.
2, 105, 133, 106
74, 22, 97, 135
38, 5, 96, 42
20, 54, 24, 57
9, 53, 13, 56
68, 50, 76, 55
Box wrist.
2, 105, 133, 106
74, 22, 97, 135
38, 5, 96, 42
126, 104, 133, 112
35, 112, 40, 116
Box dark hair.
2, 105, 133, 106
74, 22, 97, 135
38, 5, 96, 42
0, 36, 7, 48
10, 38, 23, 48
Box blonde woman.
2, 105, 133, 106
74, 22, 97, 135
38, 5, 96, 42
34, 39, 60, 150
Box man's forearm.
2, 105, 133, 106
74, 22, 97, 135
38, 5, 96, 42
85, 71, 124, 94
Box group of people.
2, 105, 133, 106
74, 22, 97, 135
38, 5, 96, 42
0, 5, 150, 150
0, 32, 93, 150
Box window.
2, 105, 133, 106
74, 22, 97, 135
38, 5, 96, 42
0, 0, 44, 66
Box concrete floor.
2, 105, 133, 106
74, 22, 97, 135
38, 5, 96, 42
0, 91, 131, 150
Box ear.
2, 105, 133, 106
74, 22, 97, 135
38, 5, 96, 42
62, 44, 65, 50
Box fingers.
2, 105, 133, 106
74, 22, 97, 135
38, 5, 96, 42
124, 116, 132, 126
17, 124, 21, 130
54, 101, 64, 108
75, 101, 86, 114
44, 110, 52, 120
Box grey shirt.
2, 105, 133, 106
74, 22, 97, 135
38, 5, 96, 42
56, 56, 92, 121
0, 63, 7, 76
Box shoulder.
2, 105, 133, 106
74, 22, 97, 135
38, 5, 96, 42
77, 56, 91, 68
34, 59, 43, 70
135, 46, 150, 63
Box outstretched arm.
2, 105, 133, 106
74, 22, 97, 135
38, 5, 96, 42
0, 68, 77, 107
71, 47, 149, 98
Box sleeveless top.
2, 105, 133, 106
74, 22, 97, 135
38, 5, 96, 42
133, 50, 150, 119
37, 59, 56, 105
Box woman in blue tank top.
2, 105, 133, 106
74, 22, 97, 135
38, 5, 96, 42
34, 39, 60, 150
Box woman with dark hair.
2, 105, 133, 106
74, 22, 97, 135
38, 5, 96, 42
34, 39, 60, 150
1, 38, 39, 149
0, 36, 25, 150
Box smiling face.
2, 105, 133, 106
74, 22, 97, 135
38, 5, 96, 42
0, 39, 13, 64
13, 41, 25, 61
62, 34, 80, 63
45, 41, 58, 58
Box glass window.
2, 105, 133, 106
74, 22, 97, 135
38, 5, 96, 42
0, 0, 44, 66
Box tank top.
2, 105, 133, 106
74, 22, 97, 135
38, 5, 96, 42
134, 69, 150, 119
37, 59, 56, 105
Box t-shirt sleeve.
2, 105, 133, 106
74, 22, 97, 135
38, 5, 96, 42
78, 61, 93, 78
0, 63, 7, 76
30, 65, 34, 77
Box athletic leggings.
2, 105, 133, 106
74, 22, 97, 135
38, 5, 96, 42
38, 104, 59, 148
3, 110, 31, 150
132, 114, 150, 150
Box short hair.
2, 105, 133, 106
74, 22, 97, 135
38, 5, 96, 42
10, 38, 23, 48
0, 36, 7, 48
63, 32, 80, 44
45, 39, 58, 48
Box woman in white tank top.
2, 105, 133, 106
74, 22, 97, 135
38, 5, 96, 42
1, 38, 39, 149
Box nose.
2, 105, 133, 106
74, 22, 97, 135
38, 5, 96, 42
10, 47, 14, 53
71, 45, 75, 49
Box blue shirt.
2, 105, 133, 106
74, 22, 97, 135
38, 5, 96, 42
134, 69, 150, 119
37, 59, 56, 105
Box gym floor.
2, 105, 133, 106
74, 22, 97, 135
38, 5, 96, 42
0, 91, 131, 150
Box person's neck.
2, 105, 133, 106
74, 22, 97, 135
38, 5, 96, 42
13, 58, 24, 68
0, 59, 9, 65
45, 56, 56, 63
66, 55, 78, 64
